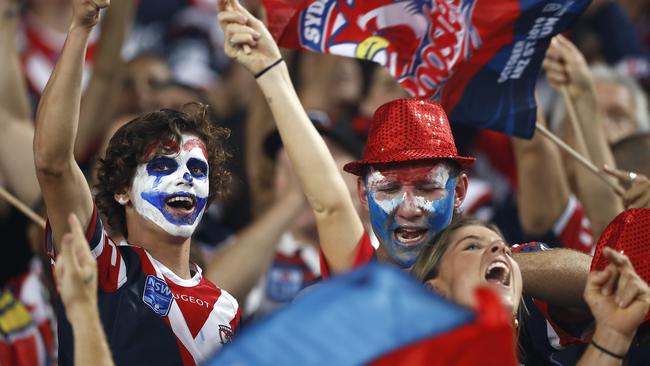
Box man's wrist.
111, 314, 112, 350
68, 22, 95, 36
66, 300, 100, 322
592, 326, 635, 356
256, 61, 290, 89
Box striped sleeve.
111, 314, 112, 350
46, 203, 127, 292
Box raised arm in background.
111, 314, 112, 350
544, 34, 623, 238
217, 0, 364, 273
512, 98, 571, 236
0, 0, 41, 209
76, 0, 135, 161
55, 213, 114, 366
205, 153, 305, 302
33, 0, 108, 249
0, 0, 32, 122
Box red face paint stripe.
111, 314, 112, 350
182, 138, 208, 160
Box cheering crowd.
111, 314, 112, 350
1, 0, 650, 365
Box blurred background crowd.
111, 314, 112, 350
1, 0, 650, 364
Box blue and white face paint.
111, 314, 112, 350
365, 162, 456, 268
130, 134, 209, 238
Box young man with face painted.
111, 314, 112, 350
33, 1, 239, 365
220, 0, 592, 310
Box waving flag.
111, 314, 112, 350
207, 263, 516, 366
263, 0, 589, 138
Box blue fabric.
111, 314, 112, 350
208, 263, 474, 366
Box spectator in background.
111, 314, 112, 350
591, 64, 650, 144
116, 53, 172, 117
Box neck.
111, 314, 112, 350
126, 213, 193, 280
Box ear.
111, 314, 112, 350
424, 278, 449, 298
114, 190, 131, 206
357, 176, 369, 210
453, 172, 469, 209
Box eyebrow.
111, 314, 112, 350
453, 235, 485, 248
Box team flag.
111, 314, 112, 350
207, 263, 517, 365
262, 0, 590, 138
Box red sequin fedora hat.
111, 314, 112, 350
343, 98, 475, 176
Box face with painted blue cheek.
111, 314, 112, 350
130, 134, 210, 238
365, 162, 456, 268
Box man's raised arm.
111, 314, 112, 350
33, 0, 109, 250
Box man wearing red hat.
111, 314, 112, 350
341, 98, 475, 269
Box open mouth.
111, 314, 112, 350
164, 194, 197, 215
393, 227, 428, 244
484, 261, 511, 287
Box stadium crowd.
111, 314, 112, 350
1, 0, 650, 365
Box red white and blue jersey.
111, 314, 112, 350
47, 205, 240, 366
245, 234, 321, 319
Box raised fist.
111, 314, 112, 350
72, 0, 109, 29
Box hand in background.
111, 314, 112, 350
603, 166, 650, 209
544, 34, 594, 97
55, 213, 98, 315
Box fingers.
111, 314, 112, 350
617, 275, 643, 308
543, 59, 569, 85
623, 179, 650, 208
602, 165, 632, 183
589, 267, 612, 287
603, 247, 634, 270
67, 213, 85, 238
615, 270, 631, 305
601, 262, 620, 296
217, 10, 248, 26
93, 0, 110, 9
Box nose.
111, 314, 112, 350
395, 190, 424, 220
179, 171, 193, 186
489, 240, 509, 255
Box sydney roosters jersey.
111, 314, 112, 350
47, 206, 240, 365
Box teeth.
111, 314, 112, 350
487, 262, 508, 273
485, 261, 510, 286
167, 196, 192, 203
395, 231, 425, 243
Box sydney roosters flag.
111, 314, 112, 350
263, 0, 589, 138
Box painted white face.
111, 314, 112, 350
130, 134, 210, 237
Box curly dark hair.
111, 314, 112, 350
95, 103, 231, 238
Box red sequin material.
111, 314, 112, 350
591, 208, 650, 322
344, 98, 475, 176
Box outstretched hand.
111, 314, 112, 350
585, 247, 650, 340
55, 213, 98, 315
217, 0, 282, 76
71, 0, 109, 30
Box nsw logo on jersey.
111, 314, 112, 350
143, 275, 173, 316
219, 324, 234, 344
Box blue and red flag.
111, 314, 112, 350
262, 0, 590, 138
207, 263, 517, 365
